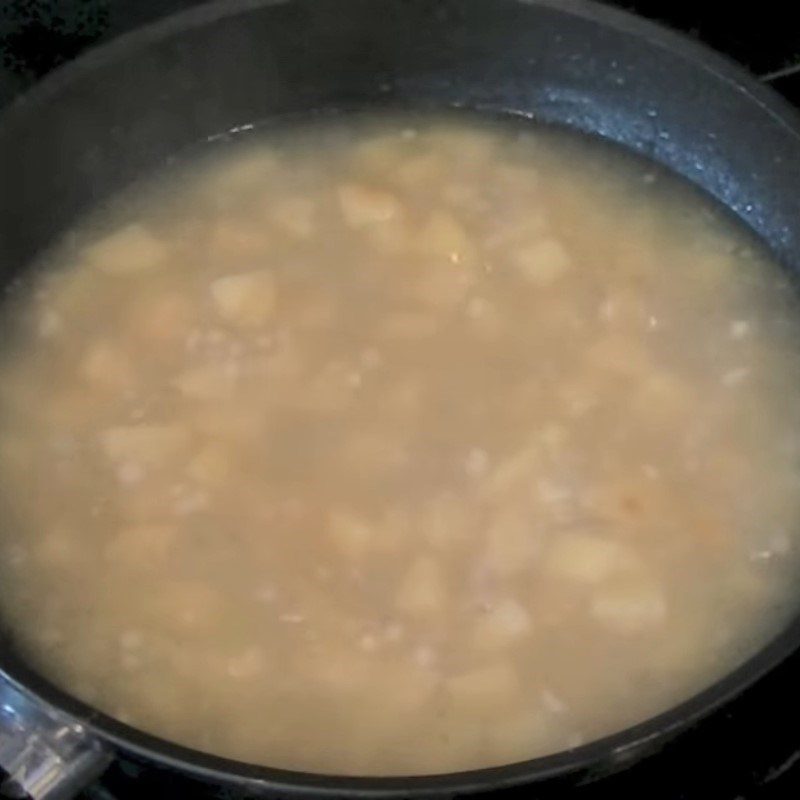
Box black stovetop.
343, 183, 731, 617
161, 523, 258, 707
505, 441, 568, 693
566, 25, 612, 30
2, 2, 800, 799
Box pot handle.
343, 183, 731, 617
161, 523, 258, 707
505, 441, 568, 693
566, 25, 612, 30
0, 678, 112, 800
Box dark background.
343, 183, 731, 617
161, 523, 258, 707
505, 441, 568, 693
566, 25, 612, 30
1, 2, 800, 800
2, 1, 800, 106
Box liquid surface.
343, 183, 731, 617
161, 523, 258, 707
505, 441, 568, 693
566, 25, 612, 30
1, 117, 800, 776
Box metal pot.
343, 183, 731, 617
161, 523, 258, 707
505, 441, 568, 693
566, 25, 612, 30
1, 1, 800, 797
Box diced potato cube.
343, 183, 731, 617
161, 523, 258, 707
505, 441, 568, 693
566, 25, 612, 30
328, 507, 373, 559
338, 183, 401, 227
544, 533, 639, 583
84, 224, 166, 275
396, 556, 447, 616
590, 573, 667, 633
173, 363, 235, 401
210, 270, 276, 328
417, 210, 477, 267
80, 341, 134, 391
100, 424, 190, 466
187, 443, 232, 486
512, 238, 572, 286
105, 523, 177, 568
446, 663, 520, 713
473, 598, 532, 650
270, 197, 315, 239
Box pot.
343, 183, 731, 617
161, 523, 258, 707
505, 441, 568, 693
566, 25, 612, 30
1, 1, 800, 798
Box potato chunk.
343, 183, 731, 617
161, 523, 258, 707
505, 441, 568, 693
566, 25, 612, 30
544, 533, 639, 583
417, 210, 477, 267
590, 573, 667, 634
338, 184, 401, 227
513, 238, 572, 286
473, 598, 532, 650
84, 224, 166, 275
210, 271, 276, 328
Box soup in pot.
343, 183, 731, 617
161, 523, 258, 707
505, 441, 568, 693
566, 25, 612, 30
1, 116, 800, 775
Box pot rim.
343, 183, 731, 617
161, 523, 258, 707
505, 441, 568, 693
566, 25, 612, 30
2, 0, 800, 795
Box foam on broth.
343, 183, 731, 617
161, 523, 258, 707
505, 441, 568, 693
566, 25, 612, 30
1, 115, 800, 776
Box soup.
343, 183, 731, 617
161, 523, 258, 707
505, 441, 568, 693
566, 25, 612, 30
1, 117, 799, 776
